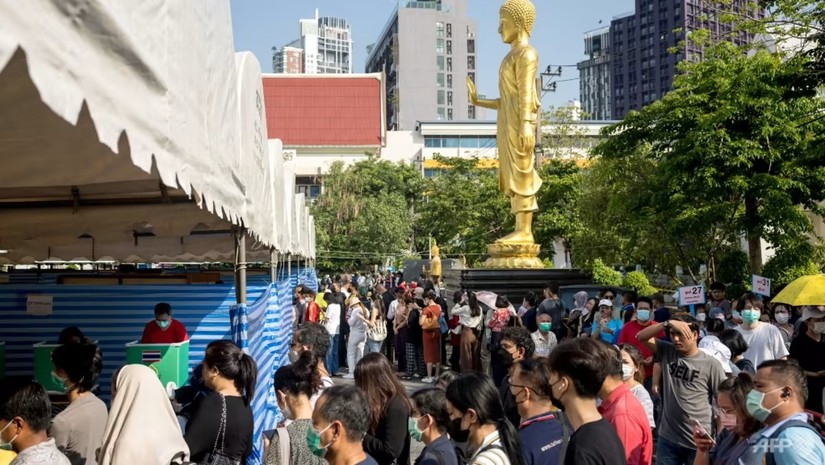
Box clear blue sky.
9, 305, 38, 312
230, 0, 633, 110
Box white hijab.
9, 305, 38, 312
98, 364, 190, 465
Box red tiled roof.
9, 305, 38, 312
262, 76, 383, 147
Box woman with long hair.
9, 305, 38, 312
771, 303, 794, 350
365, 295, 387, 354
344, 294, 370, 379
618, 343, 655, 429
445, 373, 525, 465
579, 297, 599, 337
454, 292, 483, 373
354, 353, 411, 465
49, 342, 107, 465
693, 373, 762, 465
98, 365, 189, 465
264, 351, 325, 465
185, 340, 257, 463
420, 290, 443, 383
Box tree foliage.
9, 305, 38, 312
593, 42, 825, 277
591, 259, 623, 286
312, 157, 424, 270
622, 271, 658, 296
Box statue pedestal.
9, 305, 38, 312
482, 242, 544, 269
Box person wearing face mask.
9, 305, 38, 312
497, 326, 536, 429
344, 295, 370, 380
264, 351, 325, 465
770, 304, 794, 351
302, 288, 322, 324
308, 385, 378, 465
531, 313, 558, 358
618, 344, 655, 429
0, 379, 71, 465
140, 302, 188, 344
445, 373, 526, 465
564, 291, 590, 338
290, 323, 334, 407
692, 373, 761, 465
734, 294, 788, 367
597, 345, 653, 465
510, 358, 565, 465
748, 359, 825, 464
48, 342, 107, 465
618, 297, 662, 389
788, 306, 825, 414
544, 338, 625, 465
409, 388, 459, 465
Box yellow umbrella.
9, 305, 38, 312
771, 274, 825, 306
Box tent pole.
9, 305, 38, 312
235, 228, 247, 304
269, 247, 276, 283
287, 253, 292, 278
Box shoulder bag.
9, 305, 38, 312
200, 394, 240, 465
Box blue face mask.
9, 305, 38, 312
742, 309, 760, 324
156, 319, 171, 329
0, 421, 17, 451
636, 309, 651, 322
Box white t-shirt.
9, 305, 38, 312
736, 322, 789, 367
387, 299, 399, 321
324, 303, 341, 335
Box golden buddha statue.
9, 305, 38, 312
467, 0, 544, 268
429, 242, 442, 283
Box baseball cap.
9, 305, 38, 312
599, 299, 614, 308
698, 337, 733, 374
801, 306, 825, 321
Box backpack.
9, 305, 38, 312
367, 318, 388, 342
438, 313, 448, 334
763, 419, 825, 465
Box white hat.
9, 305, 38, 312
801, 306, 825, 321
698, 337, 733, 374
599, 299, 614, 308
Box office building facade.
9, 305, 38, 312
610, 0, 761, 119
365, 0, 477, 130
272, 10, 352, 74
577, 27, 611, 120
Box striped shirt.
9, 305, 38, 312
470, 431, 510, 465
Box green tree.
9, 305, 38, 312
533, 160, 584, 263
416, 155, 509, 258
594, 42, 825, 274
591, 259, 623, 286
312, 158, 424, 270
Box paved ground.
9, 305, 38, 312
333, 372, 439, 460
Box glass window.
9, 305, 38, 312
447, 108, 453, 121
447, 23, 452, 38
447, 74, 453, 89
467, 56, 475, 70
467, 39, 475, 54
446, 40, 452, 55
447, 91, 453, 106
437, 55, 445, 71
444, 137, 459, 148
468, 106, 476, 119
436, 21, 445, 37
437, 73, 445, 87
460, 136, 480, 148
468, 72, 475, 83
436, 39, 445, 54
447, 57, 453, 72
437, 107, 446, 121
437, 90, 445, 105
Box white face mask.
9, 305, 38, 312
774, 313, 790, 325
696, 313, 707, 322
621, 363, 634, 381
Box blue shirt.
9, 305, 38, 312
415, 435, 458, 465
592, 318, 623, 344
518, 412, 564, 465
752, 413, 825, 465
356, 454, 379, 465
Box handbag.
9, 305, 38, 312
367, 318, 388, 342
200, 394, 240, 465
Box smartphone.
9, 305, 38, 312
692, 419, 716, 445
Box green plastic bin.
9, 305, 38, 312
125, 340, 190, 389
0, 342, 5, 379
33, 342, 63, 393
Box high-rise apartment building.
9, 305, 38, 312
271, 10, 352, 74
365, 0, 477, 130
610, 0, 761, 119
577, 27, 611, 120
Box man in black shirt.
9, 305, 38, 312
546, 338, 627, 465
538, 283, 566, 340
498, 326, 536, 428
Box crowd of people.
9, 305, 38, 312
2, 274, 825, 465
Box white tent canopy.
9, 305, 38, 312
0, 0, 315, 263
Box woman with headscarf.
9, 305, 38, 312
97, 365, 189, 465
565, 291, 591, 338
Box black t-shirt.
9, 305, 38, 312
185, 392, 254, 462
564, 418, 627, 465
789, 332, 825, 413
539, 298, 565, 330
407, 307, 423, 345
522, 308, 538, 333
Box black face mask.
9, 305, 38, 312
497, 347, 516, 367
548, 380, 566, 411
447, 417, 470, 443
